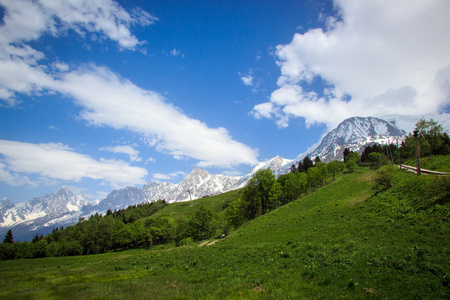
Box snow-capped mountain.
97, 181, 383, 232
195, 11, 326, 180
0, 187, 97, 241
308, 116, 405, 162
94, 168, 239, 212
276, 113, 449, 174
236, 155, 293, 188
95, 186, 152, 213
165, 168, 239, 202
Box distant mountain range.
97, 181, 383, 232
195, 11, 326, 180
2, 113, 449, 241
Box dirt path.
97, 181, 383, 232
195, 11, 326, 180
197, 240, 219, 247
197, 241, 210, 247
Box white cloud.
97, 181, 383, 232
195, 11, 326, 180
240, 71, 254, 87
100, 145, 142, 162
0, 0, 157, 49
56, 65, 258, 168
153, 171, 186, 181
252, 0, 450, 129
0, 0, 259, 169
169, 48, 184, 57
0, 139, 148, 189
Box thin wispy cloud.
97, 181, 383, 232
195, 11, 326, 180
100, 145, 142, 162
153, 171, 186, 180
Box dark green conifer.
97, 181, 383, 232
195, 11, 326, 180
3, 229, 13, 244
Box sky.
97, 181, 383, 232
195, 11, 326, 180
0, 0, 449, 203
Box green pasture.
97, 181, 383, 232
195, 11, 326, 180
1, 166, 449, 299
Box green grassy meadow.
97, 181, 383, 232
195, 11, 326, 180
0, 167, 449, 299
403, 154, 450, 173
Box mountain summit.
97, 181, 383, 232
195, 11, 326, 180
308, 116, 405, 162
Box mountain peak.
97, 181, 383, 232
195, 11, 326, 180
307, 116, 406, 162
189, 167, 209, 176
56, 187, 74, 197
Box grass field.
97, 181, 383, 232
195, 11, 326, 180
0, 167, 449, 299
403, 154, 450, 172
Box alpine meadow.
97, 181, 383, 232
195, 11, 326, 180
1, 153, 449, 298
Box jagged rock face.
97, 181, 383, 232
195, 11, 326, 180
308, 116, 405, 162
95, 186, 151, 212
166, 168, 239, 202
143, 181, 175, 201
0, 188, 96, 242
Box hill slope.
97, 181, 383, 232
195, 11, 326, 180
0, 166, 448, 299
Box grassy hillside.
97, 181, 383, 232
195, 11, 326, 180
403, 154, 450, 172
142, 189, 240, 221
0, 167, 448, 299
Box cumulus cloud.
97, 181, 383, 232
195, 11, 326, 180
252, 0, 450, 129
0, 0, 157, 49
0, 139, 148, 188
0, 0, 258, 171
100, 145, 142, 162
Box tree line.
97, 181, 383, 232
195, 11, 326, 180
357, 119, 449, 168
0, 199, 219, 260
226, 157, 347, 228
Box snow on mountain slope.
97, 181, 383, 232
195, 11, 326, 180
90, 168, 240, 215
236, 156, 293, 188
0, 187, 94, 228
307, 116, 405, 162
0, 187, 97, 241
165, 168, 239, 202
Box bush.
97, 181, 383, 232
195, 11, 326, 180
373, 165, 394, 191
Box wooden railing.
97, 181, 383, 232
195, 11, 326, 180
398, 164, 450, 175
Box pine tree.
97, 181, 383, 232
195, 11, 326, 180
3, 229, 13, 244
343, 148, 351, 162
303, 156, 314, 172
297, 161, 305, 173
290, 164, 297, 173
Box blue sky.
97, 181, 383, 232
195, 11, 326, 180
1, 0, 449, 203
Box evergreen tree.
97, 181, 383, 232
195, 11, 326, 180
302, 156, 314, 172
290, 164, 297, 173
297, 160, 305, 172
314, 156, 321, 164
3, 229, 13, 244
343, 148, 351, 162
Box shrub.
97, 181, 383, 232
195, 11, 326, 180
373, 165, 394, 191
